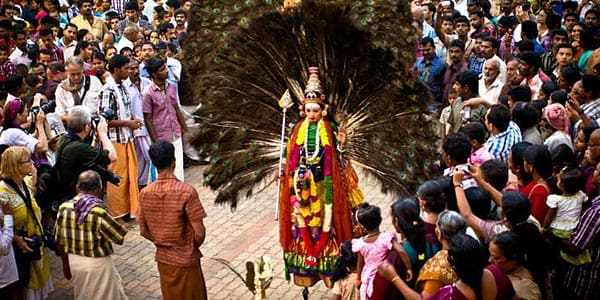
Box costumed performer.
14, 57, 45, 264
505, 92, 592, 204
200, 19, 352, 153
279, 67, 364, 288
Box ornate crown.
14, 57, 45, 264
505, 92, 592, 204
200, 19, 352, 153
303, 67, 328, 106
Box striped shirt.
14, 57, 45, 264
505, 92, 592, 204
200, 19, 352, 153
54, 195, 127, 257
139, 173, 207, 267
99, 76, 134, 143
485, 121, 522, 162
564, 195, 600, 299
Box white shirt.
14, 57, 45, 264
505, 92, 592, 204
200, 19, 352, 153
0, 214, 18, 289
166, 57, 182, 81
478, 76, 504, 105
546, 191, 588, 231
8, 47, 32, 68
116, 36, 134, 53
55, 75, 103, 116
58, 38, 77, 62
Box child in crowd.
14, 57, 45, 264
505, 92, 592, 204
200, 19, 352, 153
352, 203, 412, 300
439, 88, 458, 138
460, 121, 494, 166
543, 167, 590, 265
0, 45, 16, 83
331, 241, 359, 300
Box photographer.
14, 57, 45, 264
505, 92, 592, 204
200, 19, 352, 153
56, 106, 117, 201
0, 96, 49, 166
0, 146, 53, 298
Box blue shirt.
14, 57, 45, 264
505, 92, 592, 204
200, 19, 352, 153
468, 54, 486, 74
485, 121, 522, 162
416, 55, 445, 102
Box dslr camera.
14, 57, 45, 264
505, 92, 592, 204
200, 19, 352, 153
31, 100, 56, 115
92, 108, 116, 127
25, 235, 43, 260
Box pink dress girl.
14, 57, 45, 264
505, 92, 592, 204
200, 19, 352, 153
352, 232, 397, 300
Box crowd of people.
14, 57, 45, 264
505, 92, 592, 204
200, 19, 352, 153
330, 0, 600, 300
0, 0, 207, 299
1, 0, 600, 299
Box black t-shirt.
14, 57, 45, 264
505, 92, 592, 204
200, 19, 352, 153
56, 135, 110, 200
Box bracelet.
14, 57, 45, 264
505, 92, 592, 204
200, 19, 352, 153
454, 184, 462, 188
391, 276, 400, 283
356, 279, 362, 285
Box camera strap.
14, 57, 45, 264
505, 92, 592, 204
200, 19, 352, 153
78, 75, 91, 106
3, 179, 44, 236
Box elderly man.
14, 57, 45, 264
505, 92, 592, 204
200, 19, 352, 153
478, 59, 504, 105
55, 56, 104, 121
55, 170, 128, 300
116, 25, 140, 53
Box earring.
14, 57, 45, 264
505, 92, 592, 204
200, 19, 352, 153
321, 110, 327, 117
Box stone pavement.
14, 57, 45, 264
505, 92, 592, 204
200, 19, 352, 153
48, 165, 398, 299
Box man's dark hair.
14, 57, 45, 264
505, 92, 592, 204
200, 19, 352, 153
585, 8, 600, 20
519, 51, 541, 71
421, 37, 435, 48
564, 12, 578, 20
157, 22, 175, 35
581, 74, 600, 99
76, 170, 103, 191
442, 133, 471, 164
65, 22, 78, 31
39, 28, 53, 37
455, 70, 479, 95
515, 40, 534, 53
468, 9, 484, 18
498, 15, 516, 28
38, 48, 53, 57
174, 8, 187, 18
454, 16, 470, 27
149, 141, 175, 169
482, 36, 498, 49
521, 20, 538, 40
561, 66, 581, 88
12, 29, 26, 40
78, 0, 93, 8
166, 0, 181, 8
4, 75, 24, 95
546, 14, 562, 30
486, 104, 511, 132
92, 51, 106, 62
459, 122, 487, 144
480, 159, 509, 191
124, 0, 139, 11
119, 46, 133, 55
449, 39, 465, 52
48, 62, 65, 73
555, 43, 574, 54
508, 85, 532, 103
145, 57, 165, 79
512, 102, 540, 131
552, 29, 568, 40
108, 54, 130, 73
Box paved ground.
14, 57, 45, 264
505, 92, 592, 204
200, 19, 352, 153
48, 164, 398, 299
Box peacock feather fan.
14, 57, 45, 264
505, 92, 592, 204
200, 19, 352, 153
183, 0, 439, 208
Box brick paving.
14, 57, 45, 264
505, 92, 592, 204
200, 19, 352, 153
48, 164, 397, 299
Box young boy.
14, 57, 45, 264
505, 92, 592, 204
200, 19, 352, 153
0, 45, 16, 83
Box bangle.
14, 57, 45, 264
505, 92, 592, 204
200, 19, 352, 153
454, 184, 462, 188
356, 279, 362, 285
391, 276, 400, 283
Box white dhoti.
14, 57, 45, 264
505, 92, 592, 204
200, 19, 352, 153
68, 253, 128, 300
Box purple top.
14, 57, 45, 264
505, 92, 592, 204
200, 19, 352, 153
142, 80, 182, 142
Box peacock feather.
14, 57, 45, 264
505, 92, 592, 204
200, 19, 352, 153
182, 0, 439, 208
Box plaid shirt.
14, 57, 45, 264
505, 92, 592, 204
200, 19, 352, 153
99, 77, 134, 143
485, 121, 522, 162
467, 54, 486, 74
54, 195, 127, 257
563, 195, 600, 299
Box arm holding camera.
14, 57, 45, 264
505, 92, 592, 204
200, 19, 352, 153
33, 111, 49, 156
452, 168, 485, 239
97, 117, 118, 163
